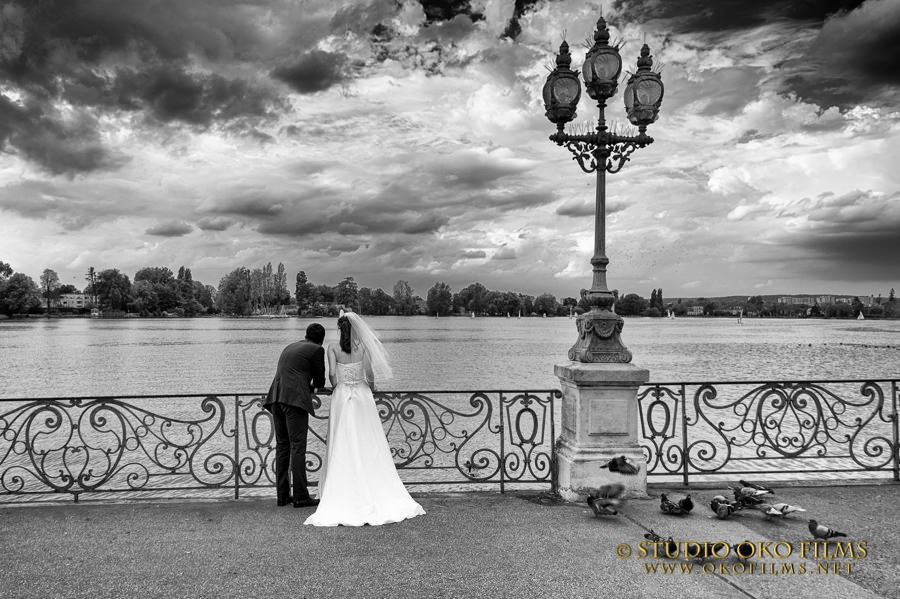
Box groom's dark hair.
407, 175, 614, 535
305, 323, 326, 345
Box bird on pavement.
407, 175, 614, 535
603, 455, 639, 475
753, 502, 784, 518
739, 479, 775, 494
771, 502, 806, 517
678, 494, 694, 513
808, 519, 847, 540
709, 495, 729, 513
732, 486, 768, 507
659, 493, 688, 516
587, 483, 625, 517
644, 529, 678, 557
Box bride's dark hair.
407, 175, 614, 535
337, 315, 352, 354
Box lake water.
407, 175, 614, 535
2, 316, 899, 398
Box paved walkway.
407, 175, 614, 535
1, 483, 897, 599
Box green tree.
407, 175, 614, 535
454, 282, 489, 315
335, 276, 359, 310
370, 288, 395, 315
217, 267, 252, 315
295, 271, 314, 313
533, 293, 559, 316
58, 284, 79, 294
426, 282, 453, 316
40, 268, 60, 313
135, 267, 178, 313
94, 269, 133, 311
85, 267, 98, 307
616, 293, 648, 316
393, 280, 416, 315
0, 272, 42, 315
274, 263, 289, 305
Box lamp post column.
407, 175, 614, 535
543, 17, 663, 501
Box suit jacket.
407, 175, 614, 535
263, 340, 326, 415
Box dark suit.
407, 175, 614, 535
263, 339, 326, 503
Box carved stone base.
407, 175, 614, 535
568, 309, 632, 363
556, 439, 647, 501
554, 361, 649, 501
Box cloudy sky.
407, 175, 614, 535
1, 0, 898, 299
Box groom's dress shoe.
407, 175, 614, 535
293, 498, 320, 508
277, 497, 293, 507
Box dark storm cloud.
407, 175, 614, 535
0, 0, 289, 172
146, 221, 193, 237
0, 179, 142, 225
122, 68, 280, 124
556, 197, 627, 218
614, 0, 898, 109
501, 0, 544, 40
271, 51, 348, 94
786, 0, 900, 106
418, 0, 484, 25
0, 96, 124, 175
611, 0, 865, 32
436, 151, 534, 188
764, 190, 900, 280
208, 186, 450, 238
196, 217, 234, 231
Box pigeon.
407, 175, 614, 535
644, 529, 678, 557
678, 494, 694, 513
771, 502, 806, 517
587, 483, 625, 517
709, 495, 728, 513
753, 502, 784, 518
587, 495, 619, 516
716, 501, 738, 520
808, 519, 847, 540
603, 455, 639, 475
659, 493, 688, 516
739, 479, 774, 494
732, 486, 767, 507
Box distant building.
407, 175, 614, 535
53, 293, 90, 309
816, 295, 834, 305
687, 306, 704, 316
777, 296, 812, 306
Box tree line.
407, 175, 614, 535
1, 259, 895, 319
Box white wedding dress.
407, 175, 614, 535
304, 361, 425, 527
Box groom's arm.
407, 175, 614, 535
310, 346, 326, 391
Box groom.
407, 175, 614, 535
263, 322, 326, 508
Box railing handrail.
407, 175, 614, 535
0, 388, 563, 402
0, 388, 560, 501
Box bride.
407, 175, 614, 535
304, 311, 425, 527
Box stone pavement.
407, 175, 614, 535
1, 483, 897, 599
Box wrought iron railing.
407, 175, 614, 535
0, 389, 559, 502
638, 379, 900, 485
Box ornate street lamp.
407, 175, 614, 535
543, 17, 663, 364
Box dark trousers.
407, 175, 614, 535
271, 403, 311, 502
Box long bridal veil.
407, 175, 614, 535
343, 311, 393, 382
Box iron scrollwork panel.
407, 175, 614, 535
500, 391, 559, 483
682, 381, 894, 475
0, 396, 231, 495
238, 394, 328, 489
636, 385, 685, 476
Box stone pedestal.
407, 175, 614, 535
554, 361, 649, 501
